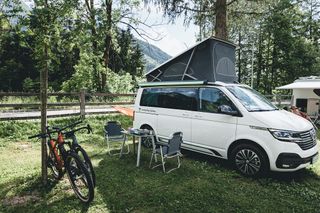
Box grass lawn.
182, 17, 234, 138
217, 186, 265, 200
0, 115, 320, 212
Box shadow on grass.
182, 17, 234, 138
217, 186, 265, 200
2, 142, 320, 212
0, 173, 91, 213
181, 148, 320, 182
92, 145, 320, 212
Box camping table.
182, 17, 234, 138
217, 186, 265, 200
121, 129, 155, 167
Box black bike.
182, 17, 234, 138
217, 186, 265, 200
29, 123, 94, 203
62, 122, 96, 187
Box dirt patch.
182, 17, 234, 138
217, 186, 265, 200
3, 191, 41, 207
14, 142, 32, 150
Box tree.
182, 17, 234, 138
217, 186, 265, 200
149, 0, 242, 40
252, 0, 320, 93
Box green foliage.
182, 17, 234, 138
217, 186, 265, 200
22, 77, 37, 92
0, 0, 146, 93
62, 50, 101, 92
0, 115, 320, 212
226, 0, 320, 94
107, 71, 135, 93
0, 120, 39, 141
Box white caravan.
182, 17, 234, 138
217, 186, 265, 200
133, 81, 319, 176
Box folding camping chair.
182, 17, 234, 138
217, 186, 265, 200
149, 132, 183, 173
104, 121, 130, 156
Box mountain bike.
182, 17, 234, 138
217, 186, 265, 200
29, 124, 94, 203
57, 122, 96, 187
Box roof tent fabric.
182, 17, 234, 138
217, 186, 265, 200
146, 37, 237, 83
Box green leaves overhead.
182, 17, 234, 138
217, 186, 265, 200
0, 0, 145, 92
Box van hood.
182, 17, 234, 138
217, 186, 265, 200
250, 110, 313, 131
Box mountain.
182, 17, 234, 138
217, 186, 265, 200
136, 39, 171, 73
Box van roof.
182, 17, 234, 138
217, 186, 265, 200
138, 81, 242, 88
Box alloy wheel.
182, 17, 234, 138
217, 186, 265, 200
235, 149, 261, 175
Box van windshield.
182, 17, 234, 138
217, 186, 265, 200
227, 86, 278, 112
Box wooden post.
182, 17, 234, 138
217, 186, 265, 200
80, 89, 86, 118
40, 42, 49, 185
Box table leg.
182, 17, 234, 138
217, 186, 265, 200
119, 134, 126, 158
133, 136, 136, 155
136, 137, 142, 167
151, 136, 157, 162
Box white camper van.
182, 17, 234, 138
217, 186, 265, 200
133, 81, 318, 176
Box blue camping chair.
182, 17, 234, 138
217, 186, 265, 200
104, 121, 129, 156
149, 132, 183, 173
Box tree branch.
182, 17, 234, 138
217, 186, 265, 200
84, 0, 91, 13
227, 0, 238, 6
118, 20, 164, 42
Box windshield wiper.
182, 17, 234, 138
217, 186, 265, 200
250, 109, 277, 112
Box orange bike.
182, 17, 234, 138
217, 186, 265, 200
29, 121, 94, 203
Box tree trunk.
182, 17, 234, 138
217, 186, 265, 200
40, 41, 48, 185
85, 0, 101, 91
237, 30, 241, 83
270, 39, 277, 94
40, 0, 49, 186
215, 0, 227, 39
102, 0, 112, 90
256, 27, 262, 90
264, 31, 271, 94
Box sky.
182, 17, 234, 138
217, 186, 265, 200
134, 6, 199, 56
18, 0, 198, 56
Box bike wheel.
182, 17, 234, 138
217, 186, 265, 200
74, 145, 96, 187
47, 150, 63, 180
65, 152, 94, 203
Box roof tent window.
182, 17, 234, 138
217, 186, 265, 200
140, 88, 197, 111
313, 89, 320, 97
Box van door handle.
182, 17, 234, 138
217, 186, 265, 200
194, 115, 202, 118
182, 113, 189, 117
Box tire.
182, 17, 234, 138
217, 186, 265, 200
230, 143, 268, 177
65, 152, 94, 203
47, 150, 63, 180
74, 145, 96, 187
140, 126, 154, 148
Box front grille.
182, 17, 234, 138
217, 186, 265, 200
295, 130, 317, 150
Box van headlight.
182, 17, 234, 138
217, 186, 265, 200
269, 129, 301, 142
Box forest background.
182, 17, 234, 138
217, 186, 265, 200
0, 0, 319, 95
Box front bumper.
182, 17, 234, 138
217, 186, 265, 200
276, 152, 319, 169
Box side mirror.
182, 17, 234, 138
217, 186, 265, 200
218, 105, 238, 116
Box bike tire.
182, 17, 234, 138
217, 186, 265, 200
65, 152, 94, 203
74, 145, 96, 187
47, 150, 63, 180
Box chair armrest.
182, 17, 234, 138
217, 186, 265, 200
159, 143, 169, 148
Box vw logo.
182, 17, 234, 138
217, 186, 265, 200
310, 129, 316, 141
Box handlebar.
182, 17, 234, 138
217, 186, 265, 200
29, 121, 92, 140
28, 133, 48, 139
64, 124, 93, 138
51, 120, 82, 133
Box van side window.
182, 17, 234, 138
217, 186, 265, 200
199, 88, 235, 113
140, 87, 197, 111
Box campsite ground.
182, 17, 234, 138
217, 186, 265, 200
1, 115, 320, 212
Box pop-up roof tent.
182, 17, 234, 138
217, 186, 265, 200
146, 37, 237, 83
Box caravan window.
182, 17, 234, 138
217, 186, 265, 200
140, 87, 197, 111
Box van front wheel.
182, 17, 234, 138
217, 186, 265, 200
230, 144, 268, 177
